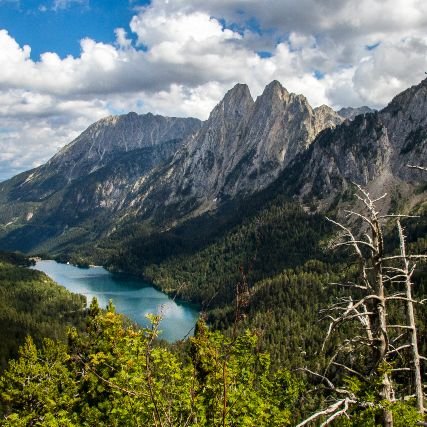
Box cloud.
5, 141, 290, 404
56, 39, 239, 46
0, 0, 427, 180
52, 0, 89, 11
114, 28, 132, 50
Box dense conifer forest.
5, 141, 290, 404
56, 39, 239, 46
0, 189, 425, 425
0, 251, 86, 370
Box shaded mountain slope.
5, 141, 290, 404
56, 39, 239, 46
0, 114, 202, 253
0, 81, 342, 254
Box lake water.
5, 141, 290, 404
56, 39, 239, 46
32, 260, 199, 342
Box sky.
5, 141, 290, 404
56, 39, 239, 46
0, 0, 427, 181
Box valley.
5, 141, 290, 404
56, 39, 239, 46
0, 77, 426, 426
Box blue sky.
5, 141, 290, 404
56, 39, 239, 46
0, 0, 426, 181
0, 0, 148, 59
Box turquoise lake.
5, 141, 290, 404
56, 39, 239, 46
32, 260, 199, 342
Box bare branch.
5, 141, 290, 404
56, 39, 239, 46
295, 367, 336, 390
379, 214, 419, 219
334, 240, 378, 252
392, 333, 406, 344
407, 164, 427, 172
331, 362, 365, 379
296, 398, 356, 427
343, 210, 375, 230
381, 255, 427, 262
387, 344, 412, 355
329, 282, 369, 290
320, 399, 353, 427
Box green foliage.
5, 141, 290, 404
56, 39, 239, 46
190, 320, 303, 426
0, 337, 78, 426
144, 201, 333, 307
0, 256, 86, 370
2, 305, 421, 425
0, 305, 304, 426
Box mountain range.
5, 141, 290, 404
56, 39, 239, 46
0, 78, 426, 260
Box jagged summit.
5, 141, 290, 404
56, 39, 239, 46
128, 79, 343, 217
337, 106, 376, 120
260, 80, 289, 98
0, 78, 424, 255
382, 77, 427, 122
204, 83, 254, 129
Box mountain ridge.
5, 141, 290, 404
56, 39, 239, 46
0, 78, 425, 256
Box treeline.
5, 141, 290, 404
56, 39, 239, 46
0, 302, 422, 426
143, 201, 334, 307
90, 193, 427, 375
0, 252, 86, 369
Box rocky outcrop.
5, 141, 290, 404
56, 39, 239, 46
0, 78, 425, 255
337, 106, 376, 121
289, 79, 427, 202
129, 80, 343, 219
296, 113, 391, 198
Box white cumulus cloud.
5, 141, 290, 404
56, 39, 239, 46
0, 0, 427, 180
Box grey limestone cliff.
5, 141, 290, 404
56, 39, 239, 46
130, 80, 343, 219
291, 79, 427, 204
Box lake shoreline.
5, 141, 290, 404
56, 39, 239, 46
33, 256, 199, 311
31, 260, 199, 342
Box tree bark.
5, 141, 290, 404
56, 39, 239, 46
398, 221, 424, 414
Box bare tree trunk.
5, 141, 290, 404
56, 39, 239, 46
298, 187, 427, 426
372, 218, 394, 427
406, 279, 424, 414
397, 221, 424, 414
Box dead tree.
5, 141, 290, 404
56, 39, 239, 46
383, 220, 425, 414
297, 185, 426, 427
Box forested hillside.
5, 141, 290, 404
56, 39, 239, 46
0, 298, 424, 426
0, 252, 86, 369
139, 196, 427, 371
0, 193, 425, 425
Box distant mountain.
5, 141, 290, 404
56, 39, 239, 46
0, 113, 202, 253
9, 113, 202, 201
128, 80, 342, 220
286, 79, 427, 207
0, 79, 425, 257
337, 106, 376, 120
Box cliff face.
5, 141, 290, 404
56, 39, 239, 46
288, 79, 427, 204
0, 79, 425, 255
127, 81, 342, 219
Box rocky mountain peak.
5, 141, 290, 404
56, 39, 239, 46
382, 77, 427, 123
313, 104, 343, 135
337, 106, 376, 121
255, 80, 291, 109
208, 83, 254, 124
262, 79, 289, 96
